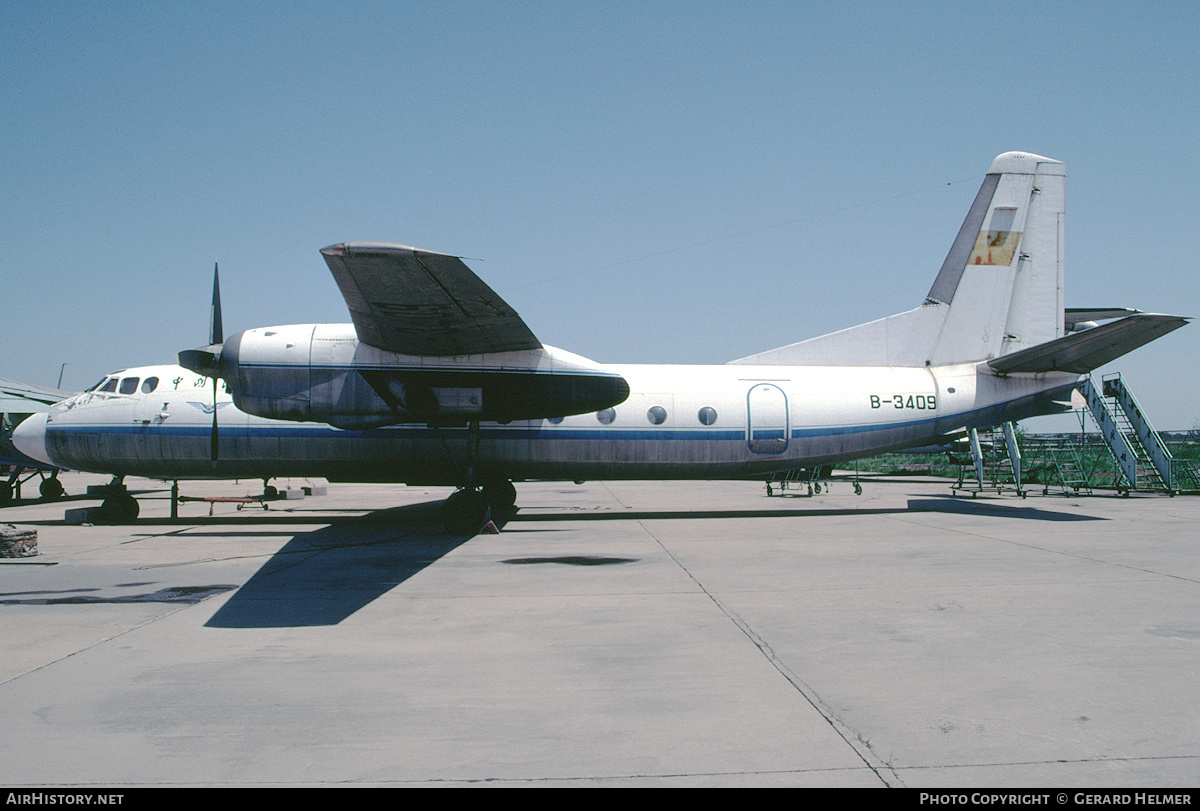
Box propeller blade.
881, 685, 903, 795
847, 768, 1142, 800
179, 260, 225, 378
210, 260, 223, 346
210, 377, 219, 466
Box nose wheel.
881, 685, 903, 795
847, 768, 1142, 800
95, 477, 140, 524
99, 492, 140, 523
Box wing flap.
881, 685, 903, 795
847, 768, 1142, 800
988, 313, 1188, 374
321, 242, 541, 356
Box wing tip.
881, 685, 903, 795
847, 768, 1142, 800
321, 241, 459, 259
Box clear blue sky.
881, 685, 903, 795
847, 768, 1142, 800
4, 1, 1197, 429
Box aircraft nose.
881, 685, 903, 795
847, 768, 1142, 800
12, 412, 52, 467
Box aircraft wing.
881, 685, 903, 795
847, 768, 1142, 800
0, 377, 71, 412
320, 242, 542, 356
988, 313, 1189, 374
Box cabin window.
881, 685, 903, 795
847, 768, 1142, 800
141, 377, 159, 394
596, 408, 616, 425
119, 377, 139, 395
99, 378, 118, 393
647, 406, 667, 425
698, 406, 718, 425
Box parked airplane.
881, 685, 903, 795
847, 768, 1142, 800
1, 377, 73, 502
14, 152, 1188, 531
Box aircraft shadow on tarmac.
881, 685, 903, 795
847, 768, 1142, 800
204, 501, 484, 629
505, 498, 1106, 524
204, 495, 1102, 629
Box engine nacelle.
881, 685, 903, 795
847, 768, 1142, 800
215, 323, 629, 428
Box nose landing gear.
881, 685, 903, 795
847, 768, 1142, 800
94, 477, 139, 524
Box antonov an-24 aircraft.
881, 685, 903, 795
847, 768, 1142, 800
14, 152, 1188, 531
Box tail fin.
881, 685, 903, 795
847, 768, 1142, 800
731, 152, 1066, 367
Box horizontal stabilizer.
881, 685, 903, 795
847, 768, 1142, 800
987, 313, 1188, 374
1064, 308, 1142, 331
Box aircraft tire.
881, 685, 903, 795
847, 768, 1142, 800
482, 478, 517, 511
40, 477, 64, 500
100, 494, 140, 524
0, 483, 11, 503
441, 489, 489, 536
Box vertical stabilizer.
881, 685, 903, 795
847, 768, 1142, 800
730, 152, 1066, 367
925, 151, 1065, 365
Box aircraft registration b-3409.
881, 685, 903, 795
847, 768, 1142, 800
14, 152, 1189, 531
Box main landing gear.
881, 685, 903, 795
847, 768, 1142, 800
437, 419, 518, 535
440, 477, 517, 535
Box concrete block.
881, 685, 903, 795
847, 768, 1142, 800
64, 507, 98, 525
0, 523, 37, 557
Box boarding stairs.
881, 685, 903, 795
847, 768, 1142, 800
1171, 432, 1200, 493
1078, 374, 1182, 494
1023, 435, 1093, 495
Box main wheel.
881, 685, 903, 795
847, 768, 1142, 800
482, 478, 517, 511
441, 489, 489, 535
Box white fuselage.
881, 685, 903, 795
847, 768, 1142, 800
14, 359, 1078, 484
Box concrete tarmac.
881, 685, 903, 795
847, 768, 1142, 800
1, 472, 1198, 787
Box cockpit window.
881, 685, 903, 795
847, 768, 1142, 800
119, 377, 139, 395
86, 378, 107, 392
141, 377, 159, 394
98, 378, 118, 393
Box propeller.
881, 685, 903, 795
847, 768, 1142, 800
178, 261, 226, 466
209, 261, 222, 466
178, 259, 226, 378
